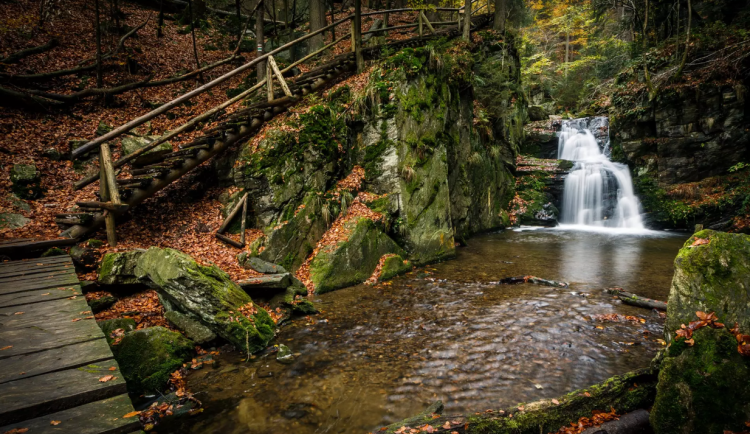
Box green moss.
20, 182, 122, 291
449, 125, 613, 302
40, 247, 66, 257
379, 255, 411, 281
114, 327, 194, 394
651, 327, 750, 434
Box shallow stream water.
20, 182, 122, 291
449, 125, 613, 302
165, 228, 688, 434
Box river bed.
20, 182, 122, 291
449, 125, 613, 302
164, 227, 688, 434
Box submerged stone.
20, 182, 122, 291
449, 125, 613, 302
276, 344, 294, 364
115, 326, 194, 394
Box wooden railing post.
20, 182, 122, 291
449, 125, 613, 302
268, 55, 293, 97
420, 10, 435, 34
418, 11, 423, 36
462, 0, 471, 41
99, 143, 121, 247
256, 0, 265, 82
266, 59, 274, 101
353, 0, 363, 72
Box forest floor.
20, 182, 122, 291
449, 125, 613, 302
0, 0, 417, 281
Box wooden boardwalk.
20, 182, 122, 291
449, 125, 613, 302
0, 255, 141, 434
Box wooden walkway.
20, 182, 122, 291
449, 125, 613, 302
0, 255, 141, 434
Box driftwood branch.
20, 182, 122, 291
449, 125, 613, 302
495, 275, 569, 287
0, 39, 59, 65
215, 233, 243, 248
606, 288, 667, 310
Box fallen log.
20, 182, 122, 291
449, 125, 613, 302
580, 409, 651, 434
495, 275, 569, 287
237, 273, 292, 290
606, 287, 667, 310
377, 368, 658, 434
0, 39, 59, 64
215, 233, 243, 248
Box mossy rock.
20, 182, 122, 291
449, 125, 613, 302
651, 327, 750, 434
10, 164, 43, 199
665, 230, 750, 339
98, 250, 146, 286
379, 254, 411, 281
40, 247, 66, 257
120, 135, 172, 167
98, 318, 136, 345
89, 295, 117, 314
165, 311, 216, 344
310, 218, 406, 293
0, 213, 30, 230
114, 327, 194, 394
133, 247, 275, 353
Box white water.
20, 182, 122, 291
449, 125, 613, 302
558, 118, 644, 230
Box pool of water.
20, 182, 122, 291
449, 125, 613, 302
164, 227, 689, 434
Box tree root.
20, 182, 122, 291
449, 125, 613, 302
0, 38, 59, 65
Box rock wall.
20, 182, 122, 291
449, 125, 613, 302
212, 36, 524, 290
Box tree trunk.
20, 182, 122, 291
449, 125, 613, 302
94, 0, 103, 89
493, 0, 506, 32
309, 0, 325, 51
158, 0, 165, 37
353, 0, 363, 72
187, 0, 204, 82
674, 0, 691, 78
256, 0, 265, 81
564, 29, 569, 77
193, 0, 206, 19
461, 0, 471, 41
235, 0, 243, 44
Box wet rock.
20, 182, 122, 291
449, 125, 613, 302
121, 135, 172, 167
309, 218, 406, 293
651, 327, 750, 434
665, 230, 750, 337
379, 254, 412, 281
42, 147, 62, 161
133, 247, 275, 353
114, 326, 194, 394
98, 249, 146, 285
276, 344, 294, 364
88, 295, 117, 314
95, 121, 113, 137
237, 273, 293, 291
240, 256, 287, 274
69, 245, 98, 268
0, 213, 30, 230
165, 311, 217, 344
528, 105, 548, 121
10, 164, 43, 199
98, 318, 137, 345
41, 247, 66, 257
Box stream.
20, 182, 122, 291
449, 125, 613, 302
164, 228, 688, 434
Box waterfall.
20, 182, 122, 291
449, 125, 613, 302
558, 117, 644, 229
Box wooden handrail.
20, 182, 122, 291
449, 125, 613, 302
71, 5, 484, 160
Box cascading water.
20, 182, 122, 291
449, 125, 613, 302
558, 117, 644, 229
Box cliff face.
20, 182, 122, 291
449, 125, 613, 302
213, 35, 525, 291
610, 82, 750, 230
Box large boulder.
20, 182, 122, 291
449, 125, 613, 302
651, 327, 750, 434
309, 218, 406, 293
165, 311, 216, 344
114, 327, 194, 394
527, 105, 548, 121
120, 135, 172, 167
133, 247, 275, 353
665, 230, 750, 338
651, 230, 750, 433
98, 249, 146, 285
10, 164, 43, 199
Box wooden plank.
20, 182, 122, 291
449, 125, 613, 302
0, 295, 90, 328
0, 238, 78, 256
0, 287, 80, 308
0, 256, 73, 270
0, 339, 115, 384
0, 359, 127, 425
0, 271, 76, 285
0, 278, 80, 295
0, 264, 73, 278
0, 394, 139, 434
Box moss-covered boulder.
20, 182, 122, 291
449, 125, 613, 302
310, 218, 406, 293
120, 135, 172, 167
133, 247, 275, 353
665, 230, 750, 340
98, 250, 146, 286
0, 213, 30, 230
98, 318, 137, 345
114, 327, 194, 394
379, 254, 411, 281
165, 311, 216, 344
10, 164, 43, 199
651, 327, 750, 434
89, 295, 117, 314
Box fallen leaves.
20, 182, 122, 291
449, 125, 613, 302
50, 421, 61, 426
690, 237, 710, 247
122, 411, 140, 418
0, 346, 12, 350
98, 375, 115, 382
95, 290, 171, 330
674, 311, 725, 345
592, 313, 646, 324
3, 428, 29, 434
555, 407, 619, 434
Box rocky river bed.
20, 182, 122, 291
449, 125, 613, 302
161, 227, 689, 434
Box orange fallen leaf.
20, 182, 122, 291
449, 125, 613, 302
552, 399, 560, 405
122, 411, 140, 418
71, 318, 81, 322
14, 312, 23, 315
1, 346, 12, 351
443, 422, 451, 429
99, 375, 115, 382
690, 238, 710, 247
108, 367, 117, 371
4, 428, 29, 433
50, 421, 61, 426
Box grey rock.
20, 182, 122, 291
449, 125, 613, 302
276, 344, 294, 364
10, 164, 43, 199
0, 213, 30, 230
243, 257, 287, 274
165, 311, 217, 344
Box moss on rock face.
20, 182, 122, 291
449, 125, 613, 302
665, 230, 750, 338
98, 250, 146, 286
134, 247, 276, 354
114, 327, 194, 394
98, 318, 137, 345
310, 218, 406, 293
379, 254, 411, 281
651, 327, 750, 434
10, 164, 43, 200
